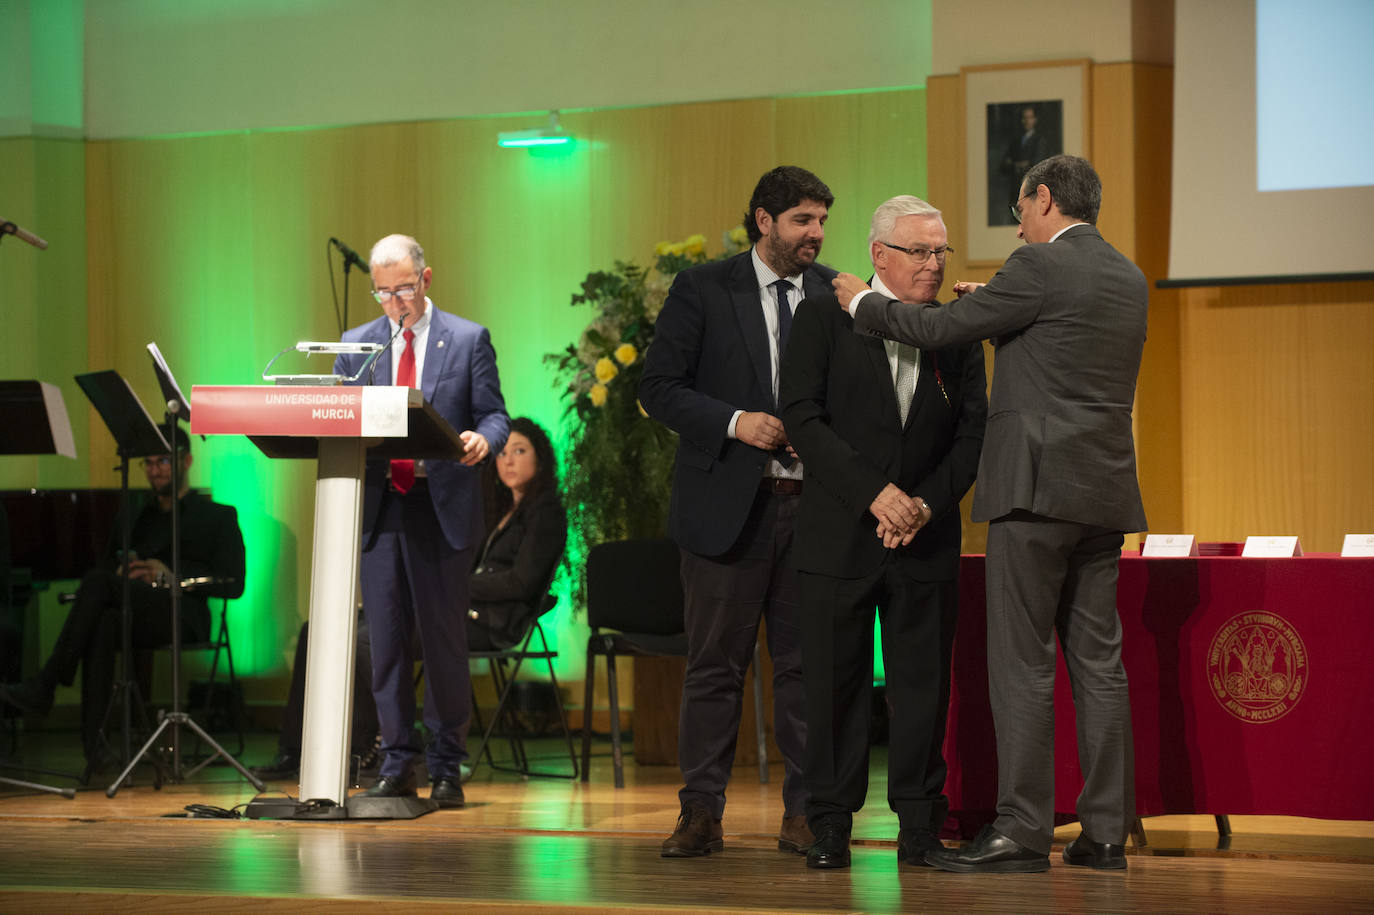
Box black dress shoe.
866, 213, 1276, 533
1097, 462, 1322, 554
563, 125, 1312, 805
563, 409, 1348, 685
430, 776, 466, 808
250, 751, 300, 780
1063, 833, 1128, 870
897, 828, 945, 866
926, 826, 1049, 874
805, 820, 851, 869
359, 773, 417, 798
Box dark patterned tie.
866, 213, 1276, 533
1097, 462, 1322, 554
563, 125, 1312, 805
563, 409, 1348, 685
772, 279, 796, 468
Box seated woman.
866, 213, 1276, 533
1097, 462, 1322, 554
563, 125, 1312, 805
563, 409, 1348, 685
467, 417, 567, 650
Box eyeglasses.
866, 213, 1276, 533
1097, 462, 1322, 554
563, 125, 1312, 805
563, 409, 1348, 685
141, 455, 174, 470
372, 281, 422, 304
879, 241, 953, 264
1010, 191, 1036, 224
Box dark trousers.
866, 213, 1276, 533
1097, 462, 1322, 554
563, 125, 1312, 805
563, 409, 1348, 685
279, 614, 377, 758
985, 512, 1135, 853
361, 484, 473, 780
800, 563, 957, 833
678, 488, 807, 818
46, 568, 208, 758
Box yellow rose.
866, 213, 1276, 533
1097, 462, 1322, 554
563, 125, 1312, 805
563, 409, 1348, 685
654, 241, 673, 256
684, 233, 706, 255
594, 357, 619, 383
614, 343, 638, 366
667, 241, 686, 256
589, 384, 608, 407
728, 225, 749, 246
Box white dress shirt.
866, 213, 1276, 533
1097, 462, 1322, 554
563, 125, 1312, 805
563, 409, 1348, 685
724, 248, 804, 480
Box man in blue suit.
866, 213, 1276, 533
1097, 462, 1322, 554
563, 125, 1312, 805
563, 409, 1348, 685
334, 234, 509, 808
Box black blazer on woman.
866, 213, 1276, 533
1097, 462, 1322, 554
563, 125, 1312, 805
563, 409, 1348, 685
468, 486, 567, 649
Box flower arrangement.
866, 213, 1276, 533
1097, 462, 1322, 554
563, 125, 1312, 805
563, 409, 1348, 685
546, 227, 750, 597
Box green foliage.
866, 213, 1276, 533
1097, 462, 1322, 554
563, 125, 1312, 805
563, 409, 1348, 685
546, 230, 750, 608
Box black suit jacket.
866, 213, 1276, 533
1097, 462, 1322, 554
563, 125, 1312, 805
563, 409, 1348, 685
469, 487, 566, 648
781, 294, 987, 580
639, 251, 837, 557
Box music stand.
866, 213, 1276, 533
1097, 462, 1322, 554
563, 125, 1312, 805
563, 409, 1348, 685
74, 370, 172, 786
104, 348, 263, 796
0, 381, 78, 799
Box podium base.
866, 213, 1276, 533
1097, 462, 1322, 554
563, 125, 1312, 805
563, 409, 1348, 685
242, 793, 439, 820
347, 795, 439, 819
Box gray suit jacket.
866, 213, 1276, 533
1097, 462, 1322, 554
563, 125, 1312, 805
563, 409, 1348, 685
852, 225, 1148, 532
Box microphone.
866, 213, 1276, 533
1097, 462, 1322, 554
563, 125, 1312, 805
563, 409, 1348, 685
330, 237, 370, 273
0, 220, 48, 250
367, 312, 409, 386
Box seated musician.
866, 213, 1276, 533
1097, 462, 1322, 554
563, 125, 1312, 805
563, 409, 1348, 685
466, 417, 567, 651
0, 426, 245, 772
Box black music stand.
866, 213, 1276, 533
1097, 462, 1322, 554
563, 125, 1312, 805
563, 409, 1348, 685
0, 381, 78, 799
102, 347, 262, 796
74, 370, 172, 786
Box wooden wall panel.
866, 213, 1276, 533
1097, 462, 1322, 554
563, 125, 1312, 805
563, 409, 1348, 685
1179, 283, 1374, 551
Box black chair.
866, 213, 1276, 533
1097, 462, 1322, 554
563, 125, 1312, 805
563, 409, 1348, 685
580, 538, 768, 788
465, 588, 579, 782
183, 597, 244, 760
57, 588, 244, 758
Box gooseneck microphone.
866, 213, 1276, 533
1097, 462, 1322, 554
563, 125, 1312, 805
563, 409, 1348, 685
367, 312, 409, 386
329, 237, 370, 273
0, 220, 48, 250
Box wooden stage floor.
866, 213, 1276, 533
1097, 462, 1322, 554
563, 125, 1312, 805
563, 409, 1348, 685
1, 730, 1372, 913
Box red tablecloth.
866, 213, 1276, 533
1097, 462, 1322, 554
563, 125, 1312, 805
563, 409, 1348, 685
943, 554, 1374, 828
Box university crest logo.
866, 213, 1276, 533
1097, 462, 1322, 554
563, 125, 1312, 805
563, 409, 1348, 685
1206, 611, 1307, 723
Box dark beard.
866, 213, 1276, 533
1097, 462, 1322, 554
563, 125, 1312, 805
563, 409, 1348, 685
766, 232, 819, 278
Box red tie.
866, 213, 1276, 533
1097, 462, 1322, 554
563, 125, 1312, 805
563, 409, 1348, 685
390, 329, 416, 494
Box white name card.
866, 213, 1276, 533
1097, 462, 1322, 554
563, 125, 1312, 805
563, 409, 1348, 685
1341, 534, 1374, 557
1242, 536, 1303, 558
1142, 534, 1199, 557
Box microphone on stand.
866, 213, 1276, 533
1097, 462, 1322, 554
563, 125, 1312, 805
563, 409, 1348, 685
0, 219, 48, 250
329, 237, 370, 273
367, 312, 409, 386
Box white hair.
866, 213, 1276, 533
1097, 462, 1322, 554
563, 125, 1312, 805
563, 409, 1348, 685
868, 196, 943, 248
369, 234, 426, 274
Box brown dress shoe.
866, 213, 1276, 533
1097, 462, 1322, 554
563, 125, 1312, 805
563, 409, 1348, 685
778, 815, 814, 854
661, 802, 724, 857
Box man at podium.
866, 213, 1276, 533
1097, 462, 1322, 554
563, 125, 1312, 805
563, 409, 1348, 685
0, 427, 245, 771
334, 234, 509, 808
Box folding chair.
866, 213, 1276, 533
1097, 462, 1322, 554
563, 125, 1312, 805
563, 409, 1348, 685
464, 586, 578, 781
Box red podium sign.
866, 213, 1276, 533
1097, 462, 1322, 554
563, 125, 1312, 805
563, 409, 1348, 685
191, 385, 408, 439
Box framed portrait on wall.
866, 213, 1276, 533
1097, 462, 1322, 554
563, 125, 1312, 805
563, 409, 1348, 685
962, 59, 1091, 266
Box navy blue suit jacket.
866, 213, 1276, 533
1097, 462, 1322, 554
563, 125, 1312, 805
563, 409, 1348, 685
335, 303, 509, 551
639, 250, 836, 557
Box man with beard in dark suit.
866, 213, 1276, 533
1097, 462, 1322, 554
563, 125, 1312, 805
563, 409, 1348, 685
833, 155, 1148, 873
640, 166, 836, 858
781, 195, 986, 869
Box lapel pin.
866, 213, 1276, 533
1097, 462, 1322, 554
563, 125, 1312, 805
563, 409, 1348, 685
437, 340, 445, 348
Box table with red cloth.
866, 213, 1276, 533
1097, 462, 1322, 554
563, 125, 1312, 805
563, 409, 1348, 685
941, 553, 1374, 833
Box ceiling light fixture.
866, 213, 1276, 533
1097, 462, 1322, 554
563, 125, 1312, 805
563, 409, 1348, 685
498, 110, 572, 148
